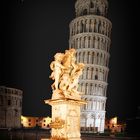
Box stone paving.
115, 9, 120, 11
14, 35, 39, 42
41, 136, 140, 140
81, 136, 140, 140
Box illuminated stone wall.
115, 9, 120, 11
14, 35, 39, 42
69, 0, 112, 133
0, 86, 23, 128
21, 116, 52, 128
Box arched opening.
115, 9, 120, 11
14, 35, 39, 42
82, 52, 85, 63
80, 83, 83, 92
87, 52, 90, 63
100, 53, 103, 65
97, 8, 100, 15
79, 52, 81, 62
90, 84, 92, 95
81, 21, 84, 32
97, 53, 99, 64
95, 75, 98, 80
91, 67, 94, 79
92, 52, 94, 64
77, 22, 79, 34
83, 9, 87, 15
76, 38, 78, 49
95, 84, 97, 92
85, 36, 88, 48
98, 85, 101, 95
8, 99, 11, 106
86, 83, 88, 95
90, 2, 94, 8
95, 68, 98, 80
98, 21, 102, 33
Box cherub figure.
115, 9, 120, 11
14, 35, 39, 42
62, 49, 76, 74
50, 49, 85, 100
68, 63, 85, 92
50, 53, 65, 91
59, 73, 70, 92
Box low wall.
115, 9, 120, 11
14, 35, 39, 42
0, 129, 50, 140
0, 129, 140, 140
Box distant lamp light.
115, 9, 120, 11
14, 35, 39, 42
110, 117, 117, 125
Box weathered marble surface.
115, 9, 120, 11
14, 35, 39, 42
45, 99, 86, 140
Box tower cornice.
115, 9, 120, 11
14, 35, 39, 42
79, 80, 108, 85
69, 32, 111, 42
69, 15, 112, 29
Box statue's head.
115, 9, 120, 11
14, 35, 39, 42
69, 48, 76, 55
65, 48, 76, 55
79, 63, 85, 69
54, 53, 64, 61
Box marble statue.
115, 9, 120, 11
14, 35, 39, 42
45, 49, 86, 140
49, 48, 84, 100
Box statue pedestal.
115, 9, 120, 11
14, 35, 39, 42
45, 98, 86, 140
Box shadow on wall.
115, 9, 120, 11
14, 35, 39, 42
0, 128, 50, 140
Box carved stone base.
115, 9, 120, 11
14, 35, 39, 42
41, 138, 81, 140
50, 137, 81, 140
44, 98, 86, 140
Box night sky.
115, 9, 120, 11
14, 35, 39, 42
1, 0, 139, 121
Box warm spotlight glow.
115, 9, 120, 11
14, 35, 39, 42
41, 117, 52, 128
21, 115, 51, 128
21, 115, 29, 127
110, 117, 117, 125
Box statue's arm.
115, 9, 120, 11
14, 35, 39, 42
50, 61, 55, 70
49, 72, 54, 79
57, 63, 66, 69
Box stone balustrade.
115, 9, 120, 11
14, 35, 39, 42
69, 15, 112, 38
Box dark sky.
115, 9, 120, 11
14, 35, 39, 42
1, 0, 139, 120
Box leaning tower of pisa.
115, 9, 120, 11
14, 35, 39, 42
69, 0, 112, 133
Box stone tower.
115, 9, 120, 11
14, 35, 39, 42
0, 86, 23, 128
69, 0, 112, 133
